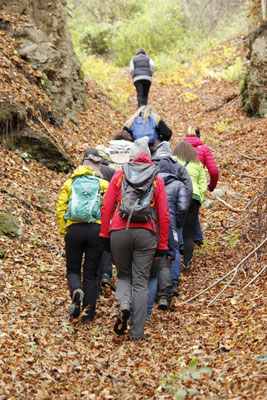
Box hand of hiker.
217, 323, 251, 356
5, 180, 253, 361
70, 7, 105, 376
99, 237, 111, 253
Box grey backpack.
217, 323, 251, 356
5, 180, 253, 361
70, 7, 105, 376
118, 162, 159, 229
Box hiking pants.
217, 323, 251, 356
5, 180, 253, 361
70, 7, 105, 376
110, 228, 156, 339
65, 223, 103, 320
134, 79, 151, 107
157, 256, 173, 302
183, 200, 200, 267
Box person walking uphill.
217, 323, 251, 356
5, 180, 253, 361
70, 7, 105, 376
173, 142, 207, 269
99, 137, 170, 342
130, 48, 155, 107
183, 126, 219, 245
56, 154, 109, 324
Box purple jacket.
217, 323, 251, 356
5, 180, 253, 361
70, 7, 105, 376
183, 136, 219, 190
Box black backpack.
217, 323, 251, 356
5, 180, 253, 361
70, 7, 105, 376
118, 161, 159, 229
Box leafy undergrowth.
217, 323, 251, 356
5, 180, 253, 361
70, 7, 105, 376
0, 15, 267, 400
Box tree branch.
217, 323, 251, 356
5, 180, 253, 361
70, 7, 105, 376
185, 237, 267, 304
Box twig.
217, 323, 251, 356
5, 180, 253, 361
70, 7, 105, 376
243, 265, 267, 289
185, 237, 267, 304
214, 196, 246, 213
234, 148, 265, 161
37, 116, 65, 151
208, 269, 238, 306
229, 169, 263, 180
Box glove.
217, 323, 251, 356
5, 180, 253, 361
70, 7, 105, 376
99, 237, 111, 253
208, 185, 214, 192
154, 249, 168, 258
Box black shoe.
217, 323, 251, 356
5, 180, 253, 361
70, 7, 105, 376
158, 297, 168, 310
179, 244, 184, 255
114, 303, 130, 335
194, 240, 203, 247
183, 259, 192, 269
172, 284, 179, 297
69, 288, 84, 318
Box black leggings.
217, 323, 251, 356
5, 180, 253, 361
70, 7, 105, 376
183, 199, 200, 266
134, 79, 151, 107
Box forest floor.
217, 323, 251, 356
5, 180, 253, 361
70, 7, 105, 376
0, 21, 267, 399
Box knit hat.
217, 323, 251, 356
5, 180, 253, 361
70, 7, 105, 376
129, 136, 151, 160
155, 141, 172, 158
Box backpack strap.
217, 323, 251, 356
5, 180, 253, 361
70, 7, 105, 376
184, 162, 189, 167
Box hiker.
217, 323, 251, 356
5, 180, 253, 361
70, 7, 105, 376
183, 126, 219, 245
147, 158, 188, 315
173, 142, 207, 269
123, 106, 172, 154
99, 137, 170, 342
152, 141, 192, 294
56, 153, 109, 324
130, 47, 155, 107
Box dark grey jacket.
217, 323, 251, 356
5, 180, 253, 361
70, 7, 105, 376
130, 53, 155, 82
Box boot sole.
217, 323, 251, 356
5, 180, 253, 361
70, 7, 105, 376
69, 289, 84, 317
114, 309, 130, 335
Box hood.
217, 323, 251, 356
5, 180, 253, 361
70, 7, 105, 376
154, 141, 172, 158
132, 152, 153, 164
183, 136, 203, 147
71, 165, 102, 179
159, 172, 177, 185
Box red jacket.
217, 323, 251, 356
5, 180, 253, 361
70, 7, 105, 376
183, 136, 219, 190
100, 153, 170, 250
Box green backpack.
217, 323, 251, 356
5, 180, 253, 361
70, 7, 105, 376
64, 175, 103, 223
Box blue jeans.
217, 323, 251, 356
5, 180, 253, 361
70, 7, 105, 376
171, 247, 181, 285
178, 217, 203, 244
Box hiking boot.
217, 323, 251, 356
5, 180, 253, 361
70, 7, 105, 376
158, 297, 168, 310
172, 284, 179, 297
69, 288, 84, 318
194, 240, 203, 247
101, 273, 116, 291
183, 259, 192, 269
114, 303, 130, 335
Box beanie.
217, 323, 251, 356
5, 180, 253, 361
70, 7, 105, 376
129, 137, 151, 160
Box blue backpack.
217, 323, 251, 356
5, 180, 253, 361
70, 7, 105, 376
64, 175, 103, 223
131, 115, 158, 144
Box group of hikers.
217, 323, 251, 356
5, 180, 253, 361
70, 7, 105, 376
56, 48, 219, 343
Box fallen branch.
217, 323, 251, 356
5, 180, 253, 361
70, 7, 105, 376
185, 237, 267, 304
233, 148, 264, 161
229, 169, 263, 180
243, 265, 267, 289
37, 116, 65, 151
214, 196, 246, 213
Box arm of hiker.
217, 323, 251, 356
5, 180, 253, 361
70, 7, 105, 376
198, 165, 208, 204
176, 182, 189, 228
129, 58, 135, 78
149, 58, 155, 73
155, 177, 170, 250
204, 147, 219, 190
56, 179, 72, 236
100, 172, 121, 238
178, 164, 193, 202
157, 120, 172, 141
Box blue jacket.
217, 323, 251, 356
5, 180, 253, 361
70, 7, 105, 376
157, 158, 189, 259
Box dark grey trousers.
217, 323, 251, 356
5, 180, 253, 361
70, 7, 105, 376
110, 228, 156, 339
157, 256, 173, 302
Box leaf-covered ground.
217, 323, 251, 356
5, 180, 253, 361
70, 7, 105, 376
0, 14, 266, 399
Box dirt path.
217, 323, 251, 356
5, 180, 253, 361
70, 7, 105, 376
0, 63, 266, 398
